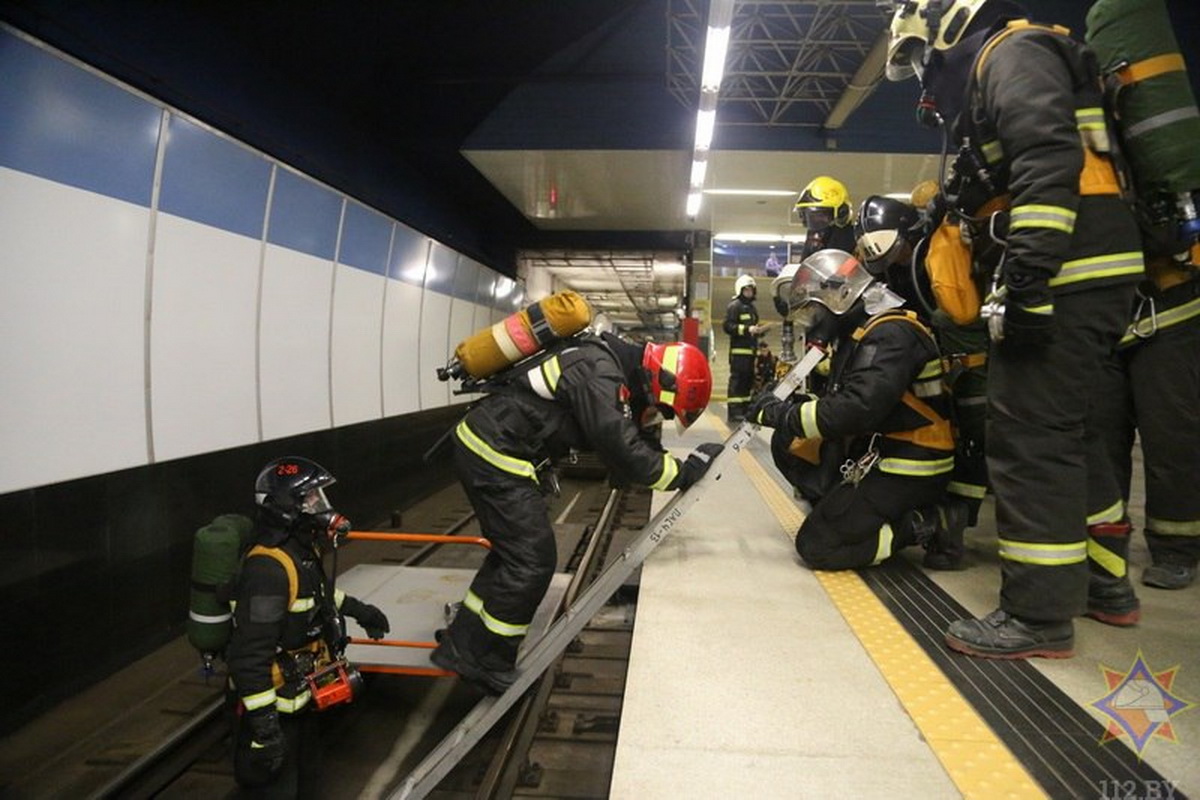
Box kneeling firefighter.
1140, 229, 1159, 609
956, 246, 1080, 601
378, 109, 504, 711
227, 457, 390, 797
748, 249, 956, 570
433, 333, 721, 695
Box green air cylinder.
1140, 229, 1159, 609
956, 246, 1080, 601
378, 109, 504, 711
1086, 0, 1200, 197
212, 513, 254, 547
186, 519, 243, 658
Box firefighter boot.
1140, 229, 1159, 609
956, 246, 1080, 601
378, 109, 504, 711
945, 609, 1074, 659
900, 503, 967, 571
430, 608, 518, 695
1143, 560, 1197, 590
1085, 521, 1141, 627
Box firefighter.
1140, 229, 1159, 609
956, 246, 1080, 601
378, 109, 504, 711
227, 457, 390, 798
748, 249, 956, 570
857, 192, 977, 570
795, 176, 858, 258
723, 274, 767, 422
886, 0, 1145, 658
431, 333, 721, 694
1098, 263, 1200, 591
752, 339, 779, 397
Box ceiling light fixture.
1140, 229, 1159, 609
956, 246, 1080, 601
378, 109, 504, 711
703, 188, 798, 197
685, 0, 735, 220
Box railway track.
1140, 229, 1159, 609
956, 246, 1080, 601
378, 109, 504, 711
3, 468, 651, 799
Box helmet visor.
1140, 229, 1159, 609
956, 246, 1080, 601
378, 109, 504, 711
800, 207, 835, 232
301, 486, 332, 515
886, 35, 925, 81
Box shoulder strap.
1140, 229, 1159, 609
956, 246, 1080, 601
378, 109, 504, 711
974, 20, 1073, 84
852, 309, 934, 344
246, 545, 299, 610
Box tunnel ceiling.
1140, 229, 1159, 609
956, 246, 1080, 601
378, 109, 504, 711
1, 0, 1196, 280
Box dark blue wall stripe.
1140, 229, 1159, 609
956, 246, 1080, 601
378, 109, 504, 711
390, 224, 429, 286
267, 169, 341, 261
159, 115, 271, 239
424, 241, 458, 295
338, 201, 392, 276
0, 29, 160, 206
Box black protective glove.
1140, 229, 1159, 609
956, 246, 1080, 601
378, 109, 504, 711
244, 707, 285, 775
999, 273, 1055, 348
342, 596, 391, 639
355, 603, 390, 640
747, 393, 788, 429
675, 442, 724, 491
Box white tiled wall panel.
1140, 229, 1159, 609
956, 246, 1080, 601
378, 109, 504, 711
0, 169, 151, 492
331, 264, 386, 426
258, 245, 335, 441
149, 213, 261, 461
381, 281, 424, 416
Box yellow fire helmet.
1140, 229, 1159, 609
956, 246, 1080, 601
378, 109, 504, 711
886, 0, 990, 81
794, 176, 852, 230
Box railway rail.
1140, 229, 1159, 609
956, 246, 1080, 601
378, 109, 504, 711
2, 468, 650, 799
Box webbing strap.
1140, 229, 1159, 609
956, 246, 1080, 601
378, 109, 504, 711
1115, 52, 1187, 86
246, 545, 299, 610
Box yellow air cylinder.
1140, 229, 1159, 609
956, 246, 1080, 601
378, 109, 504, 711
443, 290, 593, 380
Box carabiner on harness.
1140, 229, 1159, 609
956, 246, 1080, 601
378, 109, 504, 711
1132, 289, 1158, 339
840, 434, 881, 486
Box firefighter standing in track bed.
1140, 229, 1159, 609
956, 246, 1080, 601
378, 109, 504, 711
432, 332, 720, 695
227, 457, 390, 798
724, 274, 767, 423
886, 0, 1146, 658
748, 249, 957, 570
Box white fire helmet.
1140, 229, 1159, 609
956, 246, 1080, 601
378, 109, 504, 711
733, 274, 757, 298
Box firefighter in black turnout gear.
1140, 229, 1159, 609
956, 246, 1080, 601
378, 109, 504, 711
432, 333, 718, 694
227, 457, 390, 798
749, 249, 956, 570
724, 274, 767, 422
886, 0, 1145, 658
795, 176, 859, 258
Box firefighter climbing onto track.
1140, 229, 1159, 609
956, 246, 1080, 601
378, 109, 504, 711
432, 330, 721, 695
885, 0, 1146, 659
748, 248, 957, 570
723, 274, 768, 423
227, 457, 390, 798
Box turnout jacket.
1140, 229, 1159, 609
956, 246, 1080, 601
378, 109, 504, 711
454, 333, 686, 492
957, 21, 1144, 294
227, 533, 365, 715
778, 310, 955, 478
723, 296, 759, 358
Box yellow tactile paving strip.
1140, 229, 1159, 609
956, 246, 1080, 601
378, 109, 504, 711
705, 413, 1047, 799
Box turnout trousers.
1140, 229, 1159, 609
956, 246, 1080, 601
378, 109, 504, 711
771, 431, 950, 570
444, 439, 557, 671
987, 284, 1136, 621
1091, 279, 1200, 565
727, 353, 755, 422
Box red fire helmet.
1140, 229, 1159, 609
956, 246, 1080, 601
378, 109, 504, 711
641, 341, 712, 429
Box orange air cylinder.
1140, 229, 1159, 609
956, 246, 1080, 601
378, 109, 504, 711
445, 290, 593, 380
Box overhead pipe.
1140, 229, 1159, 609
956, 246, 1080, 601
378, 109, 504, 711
823, 30, 889, 132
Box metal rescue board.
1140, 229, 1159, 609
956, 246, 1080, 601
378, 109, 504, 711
390, 346, 826, 800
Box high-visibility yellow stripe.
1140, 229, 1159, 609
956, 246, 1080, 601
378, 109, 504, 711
799, 400, 821, 438
1086, 499, 1124, 526
1148, 516, 1200, 537
242, 688, 277, 711
1050, 251, 1144, 288
1087, 539, 1127, 578
997, 538, 1087, 565
1121, 295, 1200, 344
290, 597, 315, 612
455, 420, 538, 481
1010, 204, 1076, 234
463, 590, 529, 637
718, 416, 1046, 799
981, 139, 1003, 164
276, 690, 311, 714
731, 348, 755, 356
871, 523, 895, 566
878, 456, 955, 477
650, 453, 679, 491
541, 356, 562, 393
948, 481, 987, 500
334, 589, 346, 608
917, 359, 942, 380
